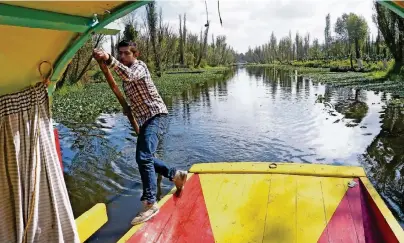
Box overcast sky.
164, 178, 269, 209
106, 0, 378, 54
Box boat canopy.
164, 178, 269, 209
0, 1, 148, 97
378, 0, 404, 18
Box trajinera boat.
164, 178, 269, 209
0, 1, 403, 243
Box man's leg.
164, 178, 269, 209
131, 115, 187, 225
151, 115, 188, 191
135, 127, 159, 204
131, 126, 159, 225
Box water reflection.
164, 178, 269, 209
361, 105, 404, 226
58, 67, 403, 242
334, 89, 369, 126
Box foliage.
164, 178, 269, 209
237, 12, 388, 70
56, 34, 106, 88
115, 6, 235, 71
335, 13, 368, 59
146, 2, 161, 76
374, 1, 404, 71
123, 24, 137, 42
52, 68, 234, 124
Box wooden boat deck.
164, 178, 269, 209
117, 162, 404, 243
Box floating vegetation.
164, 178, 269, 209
51, 67, 234, 125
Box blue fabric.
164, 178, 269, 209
136, 114, 176, 204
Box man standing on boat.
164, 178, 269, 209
93, 41, 187, 225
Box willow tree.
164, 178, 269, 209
335, 13, 368, 69
374, 1, 404, 71
146, 2, 161, 76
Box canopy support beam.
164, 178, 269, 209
377, 0, 404, 18
0, 3, 96, 33
0, 3, 121, 35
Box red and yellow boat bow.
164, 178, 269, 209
119, 162, 404, 243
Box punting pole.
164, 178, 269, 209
97, 60, 140, 135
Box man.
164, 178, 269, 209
93, 41, 187, 225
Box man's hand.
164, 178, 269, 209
93, 49, 110, 62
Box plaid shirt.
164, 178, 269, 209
107, 56, 168, 128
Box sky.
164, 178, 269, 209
105, 0, 378, 54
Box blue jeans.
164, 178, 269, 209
136, 114, 176, 204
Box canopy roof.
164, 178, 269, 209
0, 1, 148, 96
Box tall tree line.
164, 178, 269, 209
239, 11, 396, 69
114, 2, 235, 72
58, 2, 235, 86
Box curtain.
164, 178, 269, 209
0, 82, 79, 243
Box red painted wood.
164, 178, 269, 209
318, 178, 399, 243
175, 193, 214, 243
318, 180, 361, 243
346, 178, 365, 243
155, 175, 202, 243
318, 229, 329, 243
127, 174, 215, 243
359, 179, 398, 243
128, 192, 176, 242
53, 128, 63, 171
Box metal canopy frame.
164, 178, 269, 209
0, 1, 149, 96
377, 0, 404, 18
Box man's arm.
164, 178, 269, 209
105, 55, 146, 82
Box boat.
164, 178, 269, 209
117, 162, 404, 243
0, 1, 403, 243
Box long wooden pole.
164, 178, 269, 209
97, 60, 140, 135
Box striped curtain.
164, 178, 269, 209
0, 83, 79, 243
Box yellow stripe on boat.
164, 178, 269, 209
190, 162, 366, 177
75, 203, 108, 243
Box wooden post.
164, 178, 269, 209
97, 60, 140, 135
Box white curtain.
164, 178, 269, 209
0, 83, 79, 243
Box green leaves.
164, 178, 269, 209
52, 83, 122, 125
51, 68, 232, 125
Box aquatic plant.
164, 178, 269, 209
51, 68, 234, 125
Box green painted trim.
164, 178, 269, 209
377, 0, 404, 18
47, 0, 150, 95
0, 3, 94, 33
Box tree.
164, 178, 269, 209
311, 38, 321, 59
335, 13, 368, 59
146, 2, 161, 76
110, 35, 116, 58
196, 21, 210, 67
123, 24, 137, 42
374, 1, 404, 71
324, 13, 331, 57
304, 33, 310, 59
58, 34, 106, 88
178, 14, 184, 65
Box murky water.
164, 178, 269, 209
57, 67, 403, 242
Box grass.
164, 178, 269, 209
51, 67, 234, 124
154, 67, 232, 97
246, 59, 404, 98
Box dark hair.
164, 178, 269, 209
118, 40, 139, 57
